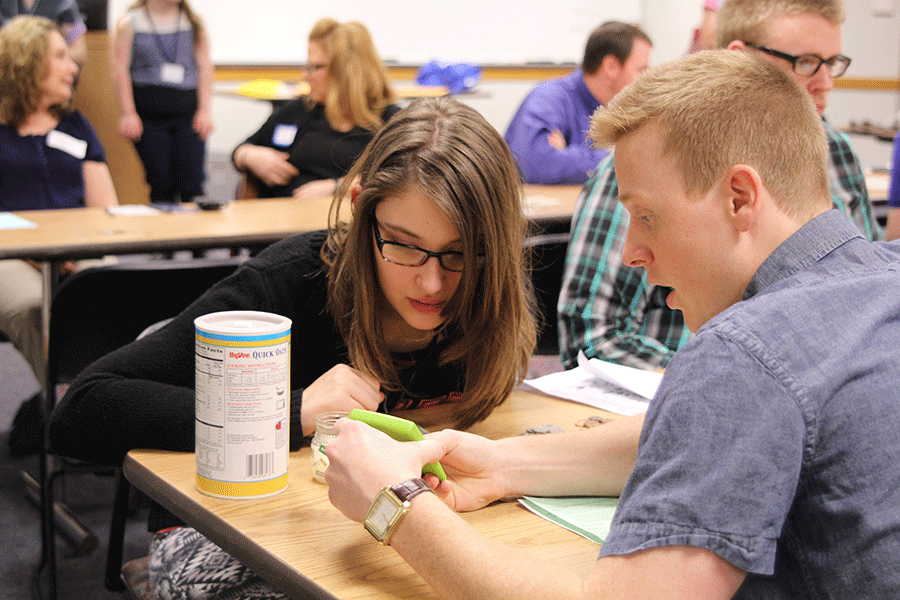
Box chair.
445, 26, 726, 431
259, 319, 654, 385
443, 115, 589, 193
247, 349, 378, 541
524, 232, 570, 356
31, 256, 247, 599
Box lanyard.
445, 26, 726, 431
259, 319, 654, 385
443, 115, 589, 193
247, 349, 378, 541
144, 6, 181, 65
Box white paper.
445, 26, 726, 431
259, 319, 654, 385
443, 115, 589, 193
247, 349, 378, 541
0, 212, 36, 230
523, 367, 649, 416
105, 205, 161, 216
576, 351, 663, 400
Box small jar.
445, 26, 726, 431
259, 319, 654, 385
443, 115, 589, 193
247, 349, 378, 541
310, 411, 348, 483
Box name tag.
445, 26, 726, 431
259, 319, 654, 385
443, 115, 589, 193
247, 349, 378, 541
46, 129, 87, 159
161, 62, 185, 84
272, 124, 298, 147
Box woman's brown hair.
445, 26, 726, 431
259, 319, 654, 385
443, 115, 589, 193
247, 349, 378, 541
324, 97, 536, 429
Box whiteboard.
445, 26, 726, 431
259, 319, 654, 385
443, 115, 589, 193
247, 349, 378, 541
108, 0, 642, 65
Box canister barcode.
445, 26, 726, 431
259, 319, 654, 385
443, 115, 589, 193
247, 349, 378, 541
246, 452, 275, 477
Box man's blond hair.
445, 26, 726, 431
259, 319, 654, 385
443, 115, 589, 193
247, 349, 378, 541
590, 50, 830, 219
716, 0, 845, 48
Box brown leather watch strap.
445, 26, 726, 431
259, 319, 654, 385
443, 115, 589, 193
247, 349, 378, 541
390, 477, 433, 503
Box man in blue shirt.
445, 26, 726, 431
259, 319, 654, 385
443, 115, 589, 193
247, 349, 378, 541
325, 50, 900, 600
503, 21, 651, 185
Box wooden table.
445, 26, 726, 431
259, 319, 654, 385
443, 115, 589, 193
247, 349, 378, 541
125, 390, 611, 599
0, 197, 339, 261
522, 184, 581, 227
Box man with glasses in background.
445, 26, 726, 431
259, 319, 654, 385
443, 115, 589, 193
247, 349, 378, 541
719, 0, 880, 242
558, 0, 881, 374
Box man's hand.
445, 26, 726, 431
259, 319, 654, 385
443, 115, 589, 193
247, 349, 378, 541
424, 429, 509, 512
547, 129, 567, 150
325, 418, 444, 521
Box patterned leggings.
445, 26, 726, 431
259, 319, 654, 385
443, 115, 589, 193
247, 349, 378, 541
149, 527, 289, 600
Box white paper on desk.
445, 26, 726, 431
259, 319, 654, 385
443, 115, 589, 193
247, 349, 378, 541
523, 367, 649, 416
576, 351, 663, 400
105, 205, 162, 216
519, 496, 619, 545
0, 212, 36, 229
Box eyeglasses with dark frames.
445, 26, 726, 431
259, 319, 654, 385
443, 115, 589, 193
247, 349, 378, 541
372, 220, 467, 272
743, 42, 851, 78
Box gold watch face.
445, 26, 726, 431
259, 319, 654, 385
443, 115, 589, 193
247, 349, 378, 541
364, 488, 406, 542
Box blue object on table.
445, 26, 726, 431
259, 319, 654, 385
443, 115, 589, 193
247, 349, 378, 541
416, 61, 481, 93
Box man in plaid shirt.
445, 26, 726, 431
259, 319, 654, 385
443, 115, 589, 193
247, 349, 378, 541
559, 0, 882, 371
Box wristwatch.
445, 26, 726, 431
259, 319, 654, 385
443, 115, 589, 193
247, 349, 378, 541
363, 478, 434, 545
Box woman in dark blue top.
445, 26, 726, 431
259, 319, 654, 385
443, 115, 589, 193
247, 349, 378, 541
0, 15, 117, 455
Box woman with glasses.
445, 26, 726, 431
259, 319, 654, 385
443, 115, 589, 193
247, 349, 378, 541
232, 18, 399, 200
51, 96, 536, 598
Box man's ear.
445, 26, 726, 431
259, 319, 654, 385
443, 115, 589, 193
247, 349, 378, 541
726, 40, 746, 51
600, 54, 623, 77
724, 164, 764, 233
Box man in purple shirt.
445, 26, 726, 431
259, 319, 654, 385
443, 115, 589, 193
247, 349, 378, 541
504, 21, 651, 184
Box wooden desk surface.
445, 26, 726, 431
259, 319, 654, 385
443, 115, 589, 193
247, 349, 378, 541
866, 170, 890, 203
0, 185, 578, 262
522, 184, 581, 225
125, 390, 612, 599
0, 197, 338, 261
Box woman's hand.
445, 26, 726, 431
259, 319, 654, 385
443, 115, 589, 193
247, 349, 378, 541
242, 145, 299, 187
192, 109, 214, 140
300, 364, 385, 436
118, 113, 142, 141
292, 178, 338, 200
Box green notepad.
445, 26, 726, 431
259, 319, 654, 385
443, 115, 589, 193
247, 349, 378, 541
519, 496, 619, 545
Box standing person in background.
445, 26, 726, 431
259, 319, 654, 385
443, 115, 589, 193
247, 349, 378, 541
0, 0, 87, 71
113, 0, 213, 205
232, 18, 399, 200
503, 21, 651, 185
0, 15, 117, 455
885, 130, 900, 240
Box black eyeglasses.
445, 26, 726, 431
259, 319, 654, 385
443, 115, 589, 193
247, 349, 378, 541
372, 220, 466, 272
744, 42, 851, 78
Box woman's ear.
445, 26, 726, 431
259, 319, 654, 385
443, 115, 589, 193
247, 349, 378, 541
350, 184, 362, 207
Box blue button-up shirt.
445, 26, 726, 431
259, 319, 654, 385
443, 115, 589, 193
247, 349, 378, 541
602, 210, 900, 598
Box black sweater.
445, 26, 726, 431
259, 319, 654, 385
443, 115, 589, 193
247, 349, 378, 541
49, 230, 464, 468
